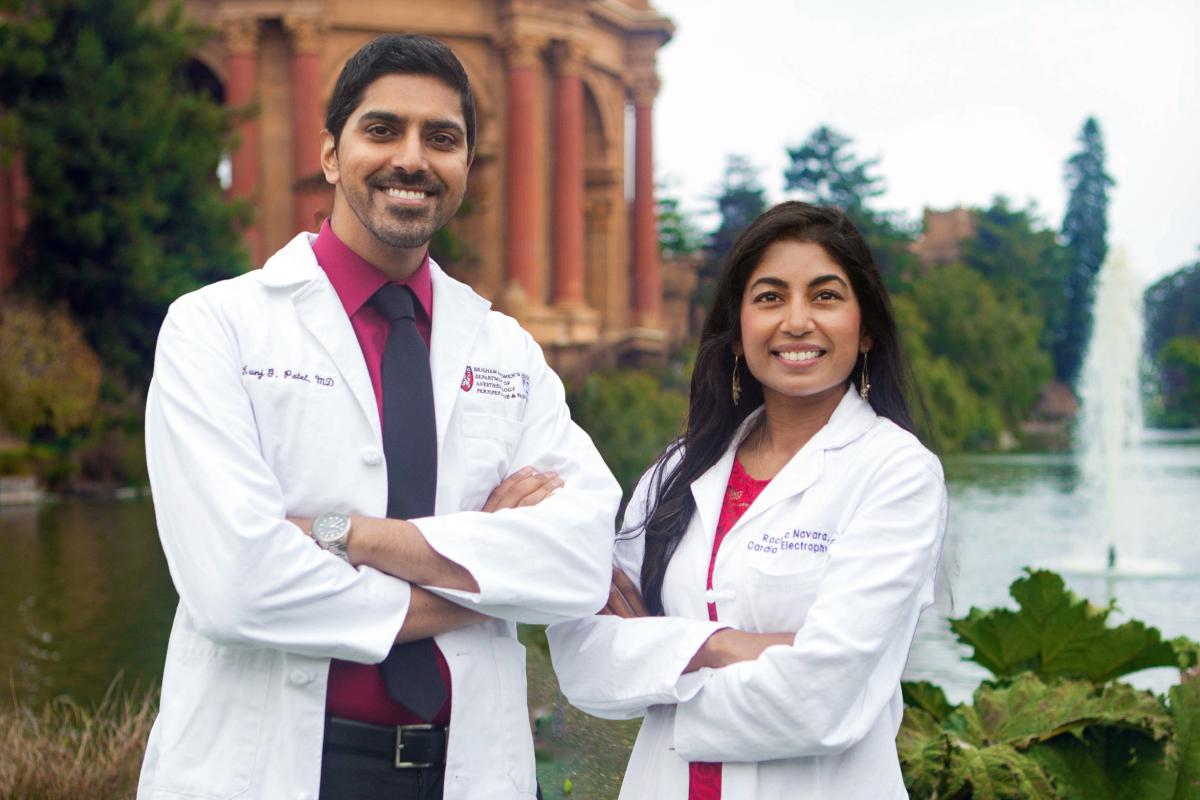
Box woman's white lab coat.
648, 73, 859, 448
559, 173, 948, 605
548, 389, 946, 799
137, 233, 620, 800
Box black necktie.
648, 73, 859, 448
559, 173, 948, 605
371, 284, 447, 721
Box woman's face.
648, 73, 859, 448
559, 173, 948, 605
737, 239, 870, 412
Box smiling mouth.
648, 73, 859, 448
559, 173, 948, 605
381, 187, 431, 201
776, 349, 825, 362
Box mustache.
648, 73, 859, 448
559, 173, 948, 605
368, 170, 442, 193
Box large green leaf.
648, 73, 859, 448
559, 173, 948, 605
951, 570, 1194, 682
902, 680, 954, 721
971, 674, 1171, 748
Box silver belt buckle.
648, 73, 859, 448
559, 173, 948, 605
395, 723, 436, 768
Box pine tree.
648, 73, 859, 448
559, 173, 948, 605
0, 0, 250, 390
1056, 116, 1115, 384
783, 124, 884, 217
708, 154, 767, 269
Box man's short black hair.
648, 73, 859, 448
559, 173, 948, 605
325, 34, 476, 153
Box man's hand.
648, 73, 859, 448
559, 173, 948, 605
482, 467, 563, 512
600, 567, 649, 618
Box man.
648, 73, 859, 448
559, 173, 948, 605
139, 34, 620, 800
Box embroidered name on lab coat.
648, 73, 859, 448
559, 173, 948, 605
462, 366, 530, 400
747, 528, 834, 555
241, 365, 335, 387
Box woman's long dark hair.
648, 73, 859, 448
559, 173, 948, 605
632, 201, 919, 614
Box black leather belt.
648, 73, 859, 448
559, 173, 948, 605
324, 717, 447, 769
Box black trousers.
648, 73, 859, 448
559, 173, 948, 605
319, 748, 445, 800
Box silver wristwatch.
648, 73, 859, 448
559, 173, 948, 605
312, 512, 352, 562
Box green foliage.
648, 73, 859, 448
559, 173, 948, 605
1057, 117, 1115, 385
1144, 260, 1200, 428
1144, 258, 1200, 356
784, 124, 884, 216
707, 154, 767, 272
0, 0, 250, 389
951, 569, 1195, 684
1151, 337, 1200, 428
570, 370, 687, 492
964, 197, 1071, 363
901, 570, 1200, 799
906, 264, 1051, 437
657, 182, 702, 259
0, 296, 101, 438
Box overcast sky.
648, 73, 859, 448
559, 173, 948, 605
650, 0, 1199, 286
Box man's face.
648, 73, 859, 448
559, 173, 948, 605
321, 73, 471, 267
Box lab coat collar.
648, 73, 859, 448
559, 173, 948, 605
691, 387, 878, 538
261, 233, 492, 452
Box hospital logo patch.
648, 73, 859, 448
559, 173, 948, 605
461, 366, 475, 392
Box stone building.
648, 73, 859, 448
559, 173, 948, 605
188, 0, 678, 373
910, 206, 977, 268
0, 0, 681, 375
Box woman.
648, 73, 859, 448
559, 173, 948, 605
547, 202, 947, 800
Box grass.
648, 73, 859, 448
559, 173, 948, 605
0, 678, 155, 800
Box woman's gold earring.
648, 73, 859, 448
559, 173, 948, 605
859, 351, 871, 401
731, 354, 742, 406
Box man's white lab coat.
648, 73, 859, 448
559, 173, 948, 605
138, 233, 620, 800
548, 390, 946, 799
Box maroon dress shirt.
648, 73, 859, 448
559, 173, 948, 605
312, 220, 452, 726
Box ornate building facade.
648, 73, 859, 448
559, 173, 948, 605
186, 0, 677, 372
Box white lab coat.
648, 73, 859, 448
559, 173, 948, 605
138, 233, 621, 800
548, 389, 947, 799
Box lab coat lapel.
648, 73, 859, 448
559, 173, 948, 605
728, 388, 878, 535
267, 234, 381, 440
428, 260, 490, 451
689, 410, 764, 541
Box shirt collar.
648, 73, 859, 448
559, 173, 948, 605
311, 219, 433, 319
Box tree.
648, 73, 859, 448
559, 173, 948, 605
708, 154, 767, 269
0, 0, 250, 389
1154, 337, 1200, 428
784, 124, 884, 216
1057, 116, 1115, 384
1144, 255, 1200, 356
908, 264, 1052, 433
656, 181, 702, 260
963, 197, 1071, 360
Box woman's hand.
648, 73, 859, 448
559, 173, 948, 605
600, 567, 650, 618
683, 629, 795, 673
482, 466, 563, 512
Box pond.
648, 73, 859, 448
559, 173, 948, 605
3, 433, 1199, 798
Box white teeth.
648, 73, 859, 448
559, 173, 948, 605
778, 350, 822, 362
384, 188, 426, 199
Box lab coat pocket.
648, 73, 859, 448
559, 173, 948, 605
738, 562, 827, 633
152, 635, 270, 799
491, 636, 537, 793
459, 412, 524, 510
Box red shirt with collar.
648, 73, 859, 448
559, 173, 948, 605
312, 219, 452, 726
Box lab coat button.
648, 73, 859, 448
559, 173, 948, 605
362, 447, 383, 466
288, 669, 313, 686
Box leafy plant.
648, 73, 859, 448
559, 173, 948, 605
900, 570, 1200, 799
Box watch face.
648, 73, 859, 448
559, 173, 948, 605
313, 513, 349, 544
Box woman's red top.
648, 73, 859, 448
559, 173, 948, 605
688, 458, 772, 800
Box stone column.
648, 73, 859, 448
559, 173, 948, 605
502, 34, 544, 306
631, 77, 661, 326
223, 17, 262, 264
550, 40, 586, 308
284, 15, 326, 234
